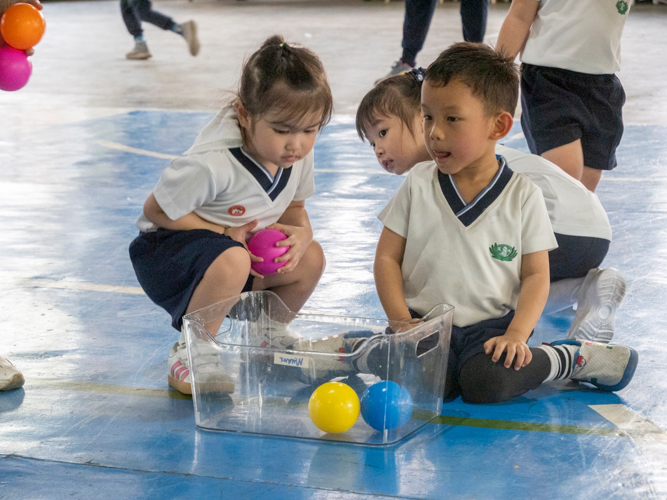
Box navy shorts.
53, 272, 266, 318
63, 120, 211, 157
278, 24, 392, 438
550, 233, 610, 282
129, 229, 254, 331
411, 309, 518, 396
520, 63, 626, 171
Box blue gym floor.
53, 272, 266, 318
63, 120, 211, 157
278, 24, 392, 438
1, 110, 666, 499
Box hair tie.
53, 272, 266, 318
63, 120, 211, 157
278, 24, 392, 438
408, 67, 425, 83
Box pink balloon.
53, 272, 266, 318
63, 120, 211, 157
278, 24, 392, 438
248, 229, 290, 275
0, 47, 32, 91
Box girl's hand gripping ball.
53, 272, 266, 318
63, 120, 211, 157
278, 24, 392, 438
247, 228, 290, 275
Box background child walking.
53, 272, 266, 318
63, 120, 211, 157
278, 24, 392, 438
495, 0, 632, 192
121, 0, 199, 60
129, 35, 332, 395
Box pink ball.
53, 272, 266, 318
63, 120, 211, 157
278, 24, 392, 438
248, 229, 289, 275
0, 47, 32, 91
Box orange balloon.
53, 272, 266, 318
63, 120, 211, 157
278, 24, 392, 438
0, 4, 46, 51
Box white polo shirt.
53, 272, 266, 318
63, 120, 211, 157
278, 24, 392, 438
521, 0, 632, 74
379, 158, 557, 327
497, 146, 611, 241
136, 107, 315, 233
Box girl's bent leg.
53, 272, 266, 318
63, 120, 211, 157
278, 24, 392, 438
186, 246, 251, 334
459, 348, 551, 404
252, 240, 325, 313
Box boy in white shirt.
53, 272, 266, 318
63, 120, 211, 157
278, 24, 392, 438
496, 0, 631, 192
374, 43, 637, 403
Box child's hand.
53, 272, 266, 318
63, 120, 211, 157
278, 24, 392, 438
265, 222, 313, 274
483, 330, 532, 370
223, 220, 266, 278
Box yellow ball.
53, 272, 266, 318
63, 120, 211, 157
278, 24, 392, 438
308, 382, 360, 433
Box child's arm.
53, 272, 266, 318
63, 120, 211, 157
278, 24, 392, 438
484, 249, 550, 370
495, 0, 540, 60
143, 192, 259, 239
374, 227, 412, 323
268, 200, 314, 274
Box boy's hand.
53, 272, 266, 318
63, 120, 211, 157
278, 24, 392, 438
266, 221, 313, 274
224, 220, 266, 278
484, 330, 532, 370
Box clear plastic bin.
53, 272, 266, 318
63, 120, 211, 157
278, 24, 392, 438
182, 291, 453, 445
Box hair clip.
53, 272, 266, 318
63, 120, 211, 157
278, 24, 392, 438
408, 67, 425, 83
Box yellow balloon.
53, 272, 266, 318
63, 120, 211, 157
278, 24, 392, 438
308, 382, 360, 433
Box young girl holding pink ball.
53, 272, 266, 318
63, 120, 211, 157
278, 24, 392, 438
129, 35, 332, 395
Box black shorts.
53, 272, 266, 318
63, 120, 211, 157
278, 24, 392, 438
550, 233, 610, 282
520, 63, 626, 171
129, 229, 254, 331
410, 309, 518, 396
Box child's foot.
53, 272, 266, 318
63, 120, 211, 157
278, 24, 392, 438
168, 341, 234, 395
567, 268, 626, 343
126, 40, 152, 60
374, 59, 414, 85
181, 20, 200, 56
552, 339, 638, 392
288, 331, 375, 384
0, 356, 25, 391
256, 313, 301, 349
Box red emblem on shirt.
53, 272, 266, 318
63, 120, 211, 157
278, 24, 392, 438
228, 205, 246, 216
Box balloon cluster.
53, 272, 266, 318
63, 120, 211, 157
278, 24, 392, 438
0, 3, 45, 91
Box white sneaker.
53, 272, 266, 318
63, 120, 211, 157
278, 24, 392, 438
289, 330, 375, 383
256, 313, 302, 349
126, 40, 152, 60
374, 59, 414, 85
168, 341, 234, 395
552, 339, 638, 392
181, 20, 200, 56
567, 268, 626, 343
0, 356, 25, 391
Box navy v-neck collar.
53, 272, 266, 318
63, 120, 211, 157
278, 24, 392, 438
438, 156, 513, 227
229, 147, 292, 201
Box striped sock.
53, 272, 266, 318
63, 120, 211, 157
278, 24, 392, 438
538, 344, 580, 382
171, 23, 184, 35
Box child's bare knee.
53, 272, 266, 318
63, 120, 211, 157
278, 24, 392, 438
303, 239, 326, 278
209, 246, 251, 279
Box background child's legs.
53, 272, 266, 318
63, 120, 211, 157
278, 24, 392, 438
128, 0, 175, 32
251, 240, 325, 313
120, 0, 144, 38
541, 140, 602, 192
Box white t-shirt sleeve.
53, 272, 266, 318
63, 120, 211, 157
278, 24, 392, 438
521, 185, 559, 255
293, 150, 315, 201
378, 176, 411, 238
152, 154, 220, 221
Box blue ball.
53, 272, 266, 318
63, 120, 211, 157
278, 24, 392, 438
360, 381, 413, 431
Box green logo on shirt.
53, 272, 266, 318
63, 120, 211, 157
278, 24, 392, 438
490, 243, 518, 262
616, 1, 628, 14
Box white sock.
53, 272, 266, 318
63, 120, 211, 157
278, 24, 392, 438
538, 344, 580, 382
543, 278, 585, 315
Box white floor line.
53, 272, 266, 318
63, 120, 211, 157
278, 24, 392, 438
589, 404, 664, 434
18, 278, 145, 295
96, 140, 179, 160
